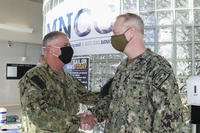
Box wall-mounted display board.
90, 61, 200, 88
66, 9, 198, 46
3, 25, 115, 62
6, 64, 36, 79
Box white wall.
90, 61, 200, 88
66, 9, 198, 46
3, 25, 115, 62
0, 0, 43, 106
0, 42, 42, 105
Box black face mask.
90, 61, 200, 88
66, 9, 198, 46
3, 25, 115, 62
59, 46, 74, 64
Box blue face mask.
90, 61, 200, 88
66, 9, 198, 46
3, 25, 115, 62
59, 46, 74, 64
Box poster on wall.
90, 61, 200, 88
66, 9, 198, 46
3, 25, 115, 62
43, 0, 120, 55
63, 57, 89, 89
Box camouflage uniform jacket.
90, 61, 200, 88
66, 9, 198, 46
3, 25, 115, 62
90, 49, 184, 133
18, 62, 99, 133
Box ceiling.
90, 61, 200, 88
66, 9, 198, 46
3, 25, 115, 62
0, 0, 43, 44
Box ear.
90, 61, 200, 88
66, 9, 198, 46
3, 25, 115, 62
130, 27, 136, 34
45, 46, 50, 54
126, 27, 135, 41
129, 27, 136, 38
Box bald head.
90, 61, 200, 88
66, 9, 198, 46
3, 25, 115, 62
116, 13, 144, 35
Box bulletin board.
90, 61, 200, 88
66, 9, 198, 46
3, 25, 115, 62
6, 63, 36, 79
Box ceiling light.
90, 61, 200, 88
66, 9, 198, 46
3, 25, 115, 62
0, 23, 33, 33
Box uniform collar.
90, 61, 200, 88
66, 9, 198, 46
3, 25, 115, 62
41, 62, 66, 79
126, 49, 151, 65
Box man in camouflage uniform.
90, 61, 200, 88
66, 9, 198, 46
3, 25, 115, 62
18, 31, 99, 133
81, 13, 184, 133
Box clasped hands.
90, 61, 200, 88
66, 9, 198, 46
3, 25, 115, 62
79, 111, 98, 130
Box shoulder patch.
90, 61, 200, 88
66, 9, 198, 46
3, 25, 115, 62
152, 69, 170, 88
31, 75, 46, 89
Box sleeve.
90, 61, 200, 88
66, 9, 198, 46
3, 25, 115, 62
69, 74, 113, 121
150, 64, 184, 132
71, 76, 100, 105
88, 94, 111, 122
87, 78, 113, 122
18, 74, 80, 132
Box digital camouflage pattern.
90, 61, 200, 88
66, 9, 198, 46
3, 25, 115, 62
18, 62, 99, 133
90, 49, 184, 133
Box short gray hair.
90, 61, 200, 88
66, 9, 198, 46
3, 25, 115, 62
117, 13, 144, 35
42, 31, 67, 46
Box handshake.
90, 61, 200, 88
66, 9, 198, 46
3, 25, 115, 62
79, 111, 98, 130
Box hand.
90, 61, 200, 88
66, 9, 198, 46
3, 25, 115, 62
79, 111, 98, 130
